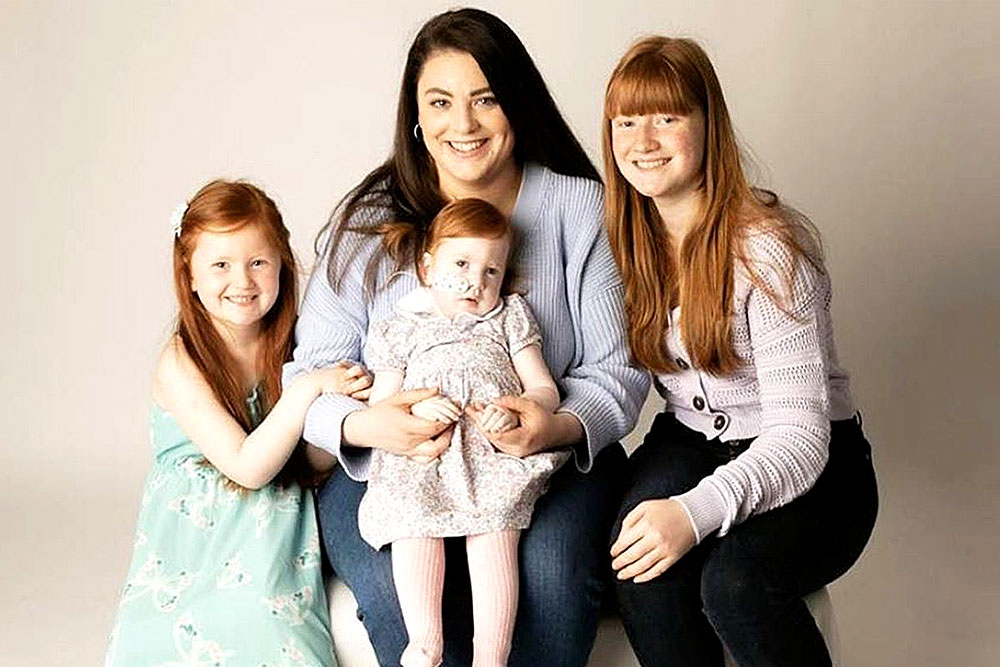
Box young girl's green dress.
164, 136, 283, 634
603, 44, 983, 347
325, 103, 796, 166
106, 397, 336, 667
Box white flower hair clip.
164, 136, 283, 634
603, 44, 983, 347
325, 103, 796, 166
170, 202, 189, 238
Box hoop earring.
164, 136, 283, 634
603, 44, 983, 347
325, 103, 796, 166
413, 123, 423, 142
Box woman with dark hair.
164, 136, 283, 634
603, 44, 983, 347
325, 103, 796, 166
284, 8, 647, 667
603, 37, 878, 666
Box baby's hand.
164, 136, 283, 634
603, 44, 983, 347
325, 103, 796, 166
313, 361, 372, 399
473, 402, 519, 433
410, 395, 461, 424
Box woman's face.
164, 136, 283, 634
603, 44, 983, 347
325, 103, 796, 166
416, 49, 518, 198
610, 110, 705, 205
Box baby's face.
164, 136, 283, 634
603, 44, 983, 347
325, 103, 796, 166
422, 235, 509, 317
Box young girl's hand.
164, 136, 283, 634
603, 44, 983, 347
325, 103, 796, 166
304, 361, 373, 399
469, 402, 519, 433
410, 395, 462, 424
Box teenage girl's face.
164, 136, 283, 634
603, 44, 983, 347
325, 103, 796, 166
610, 110, 706, 206
188, 223, 281, 338
422, 235, 509, 317
416, 49, 518, 199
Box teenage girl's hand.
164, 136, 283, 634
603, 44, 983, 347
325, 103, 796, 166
411, 396, 462, 424
342, 387, 452, 462
610, 499, 697, 583
468, 402, 519, 433
467, 395, 582, 458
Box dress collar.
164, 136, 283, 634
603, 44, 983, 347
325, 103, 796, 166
396, 287, 504, 324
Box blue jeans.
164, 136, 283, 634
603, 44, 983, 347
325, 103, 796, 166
318, 444, 627, 667
613, 413, 878, 667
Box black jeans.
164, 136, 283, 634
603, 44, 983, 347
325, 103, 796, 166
613, 413, 878, 667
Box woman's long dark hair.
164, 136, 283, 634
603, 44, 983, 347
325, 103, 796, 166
320, 7, 599, 291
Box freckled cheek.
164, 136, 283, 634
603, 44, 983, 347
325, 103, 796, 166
682, 126, 706, 165
610, 133, 626, 157
612, 145, 632, 175
690, 143, 706, 173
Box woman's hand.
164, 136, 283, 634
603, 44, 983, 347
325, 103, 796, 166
467, 395, 581, 457
342, 387, 452, 461
610, 499, 696, 583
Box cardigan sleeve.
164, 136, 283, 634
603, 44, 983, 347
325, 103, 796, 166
552, 176, 650, 471
281, 230, 381, 481
673, 233, 832, 541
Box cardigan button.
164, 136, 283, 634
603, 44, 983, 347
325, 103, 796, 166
692, 396, 705, 411
676, 357, 690, 370
714, 414, 727, 430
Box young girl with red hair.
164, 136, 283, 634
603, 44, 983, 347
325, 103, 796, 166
359, 198, 569, 667
106, 180, 368, 666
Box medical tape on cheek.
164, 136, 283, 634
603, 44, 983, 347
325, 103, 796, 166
429, 272, 475, 296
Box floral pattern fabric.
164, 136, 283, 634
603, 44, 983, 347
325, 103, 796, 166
106, 405, 336, 667
358, 293, 570, 549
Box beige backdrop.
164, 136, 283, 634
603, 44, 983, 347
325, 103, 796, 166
2, 1, 998, 665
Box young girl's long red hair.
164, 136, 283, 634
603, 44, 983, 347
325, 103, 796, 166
172, 180, 307, 484
603, 36, 820, 376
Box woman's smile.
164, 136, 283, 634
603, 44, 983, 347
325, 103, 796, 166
446, 138, 489, 153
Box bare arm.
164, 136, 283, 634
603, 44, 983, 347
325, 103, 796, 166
367, 370, 405, 405
153, 338, 351, 489
304, 444, 338, 473
511, 343, 559, 412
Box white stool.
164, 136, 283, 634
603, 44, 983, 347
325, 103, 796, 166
327, 577, 839, 666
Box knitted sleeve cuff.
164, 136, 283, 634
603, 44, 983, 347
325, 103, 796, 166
673, 482, 729, 543
302, 392, 371, 481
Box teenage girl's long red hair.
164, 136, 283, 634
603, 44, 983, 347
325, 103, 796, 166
603, 36, 820, 376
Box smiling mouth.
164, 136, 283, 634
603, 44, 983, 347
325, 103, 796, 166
446, 139, 488, 153
633, 158, 670, 169
225, 295, 257, 305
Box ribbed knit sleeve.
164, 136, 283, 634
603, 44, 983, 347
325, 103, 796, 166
673, 232, 832, 541
282, 230, 381, 481
285, 164, 649, 481
539, 170, 650, 471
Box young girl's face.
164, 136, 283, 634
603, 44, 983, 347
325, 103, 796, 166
188, 223, 281, 337
422, 234, 509, 317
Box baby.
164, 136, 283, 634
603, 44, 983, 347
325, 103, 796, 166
358, 198, 570, 667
